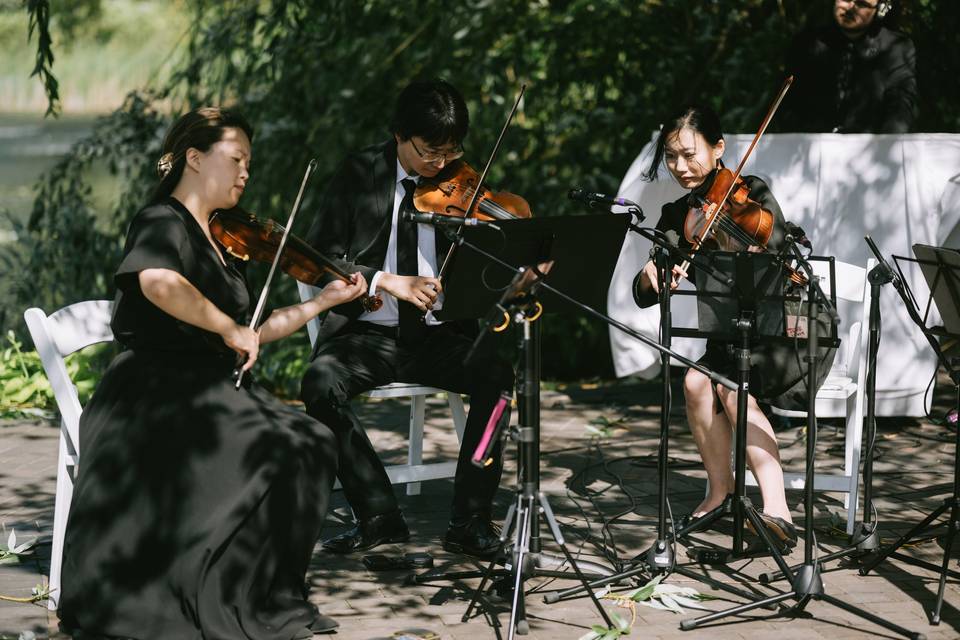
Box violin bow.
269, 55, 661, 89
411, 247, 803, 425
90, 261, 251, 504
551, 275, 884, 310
233, 158, 318, 389
680, 76, 793, 273
437, 83, 527, 281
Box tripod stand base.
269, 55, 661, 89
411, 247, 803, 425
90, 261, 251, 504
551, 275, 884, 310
759, 520, 881, 584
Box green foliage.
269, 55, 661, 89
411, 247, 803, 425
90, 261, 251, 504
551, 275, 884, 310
26, 0, 58, 116
578, 611, 630, 640
6, 0, 960, 394
624, 575, 714, 613
255, 331, 313, 400
0, 329, 112, 418
0, 529, 37, 565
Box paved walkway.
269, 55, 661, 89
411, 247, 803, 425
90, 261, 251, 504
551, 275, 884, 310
2, 377, 959, 639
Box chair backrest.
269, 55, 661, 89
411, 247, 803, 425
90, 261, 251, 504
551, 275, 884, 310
297, 281, 322, 348
811, 259, 875, 383
23, 300, 114, 444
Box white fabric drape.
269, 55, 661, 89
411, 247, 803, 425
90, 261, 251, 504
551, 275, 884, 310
608, 133, 960, 416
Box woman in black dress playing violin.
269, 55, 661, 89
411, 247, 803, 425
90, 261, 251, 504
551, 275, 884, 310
633, 104, 797, 549
58, 107, 366, 639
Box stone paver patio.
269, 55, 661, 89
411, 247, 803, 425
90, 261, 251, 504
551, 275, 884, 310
2, 376, 959, 639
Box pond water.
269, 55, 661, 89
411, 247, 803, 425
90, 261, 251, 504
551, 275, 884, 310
0, 112, 98, 241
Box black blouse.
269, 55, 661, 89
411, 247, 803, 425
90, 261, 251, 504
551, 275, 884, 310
110, 197, 250, 356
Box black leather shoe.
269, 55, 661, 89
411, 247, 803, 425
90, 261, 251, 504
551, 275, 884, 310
443, 514, 502, 558
321, 510, 410, 554
747, 513, 798, 550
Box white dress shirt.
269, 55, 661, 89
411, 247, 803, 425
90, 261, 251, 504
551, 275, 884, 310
359, 159, 444, 326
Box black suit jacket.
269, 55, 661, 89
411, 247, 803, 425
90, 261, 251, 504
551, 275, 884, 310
780, 23, 917, 134
304, 139, 455, 348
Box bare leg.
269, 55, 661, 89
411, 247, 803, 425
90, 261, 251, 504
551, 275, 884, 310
685, 369, 734, 516
716, 386, 792, 523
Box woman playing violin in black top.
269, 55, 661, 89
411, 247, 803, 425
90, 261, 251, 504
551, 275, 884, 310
58, 107, 366, 639
634, 104, 798, 549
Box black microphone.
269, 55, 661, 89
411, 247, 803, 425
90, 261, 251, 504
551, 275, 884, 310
402, 210, 497, 228
568, 188, 637, 208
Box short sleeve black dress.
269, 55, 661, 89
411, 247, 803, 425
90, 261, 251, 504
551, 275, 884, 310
642, 171, 834, 409
58, 197, 338, 640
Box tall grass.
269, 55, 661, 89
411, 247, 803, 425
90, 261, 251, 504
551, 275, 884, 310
0, 0, 189, 114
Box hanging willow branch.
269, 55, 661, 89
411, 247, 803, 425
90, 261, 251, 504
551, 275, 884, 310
26, 0, 61, 117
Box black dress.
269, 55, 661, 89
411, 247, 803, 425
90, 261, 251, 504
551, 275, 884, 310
637, 172, 834, 409
58, 197, 338, 640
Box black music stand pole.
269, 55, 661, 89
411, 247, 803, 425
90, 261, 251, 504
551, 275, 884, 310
652, 241, 676, 571
669, 252, 800, 571
858, 243, 960, 625
679, 242, 923, 640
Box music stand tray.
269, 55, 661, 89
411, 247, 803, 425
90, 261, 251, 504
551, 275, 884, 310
434, 212, 630, 321
912, 244, 960, 338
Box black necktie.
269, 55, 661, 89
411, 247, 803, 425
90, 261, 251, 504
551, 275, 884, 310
396, 178, 425, 343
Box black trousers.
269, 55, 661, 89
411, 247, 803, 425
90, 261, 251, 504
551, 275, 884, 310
300, 321, 514, 521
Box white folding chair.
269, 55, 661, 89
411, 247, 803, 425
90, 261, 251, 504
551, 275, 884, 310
297, 282, 467, 496
746, 259, 875, 535
23, 300, 114, 611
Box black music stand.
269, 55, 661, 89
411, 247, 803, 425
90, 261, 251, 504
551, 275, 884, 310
678, 247, 922, 640
672, 251, 815, 568
859, 243, 960, 626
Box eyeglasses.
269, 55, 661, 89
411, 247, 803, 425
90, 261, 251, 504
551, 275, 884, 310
839, 0, 878, 10
410, 138, 464, 164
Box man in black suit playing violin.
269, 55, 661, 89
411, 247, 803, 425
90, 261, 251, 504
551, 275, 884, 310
301, 79, 513, 558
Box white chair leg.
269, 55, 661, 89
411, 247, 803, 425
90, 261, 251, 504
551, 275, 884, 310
447, 393, 466, 442
48, 426, 75, 611
406, 394, 426, 496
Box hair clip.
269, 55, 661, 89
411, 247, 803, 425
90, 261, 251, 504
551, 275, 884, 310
156, 152, 174, 178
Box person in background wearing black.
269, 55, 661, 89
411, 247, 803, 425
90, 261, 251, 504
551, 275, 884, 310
58, 107, 367, 639
780, 0, 917, 133
300, 79, 514, 559
633, 105, 800, 551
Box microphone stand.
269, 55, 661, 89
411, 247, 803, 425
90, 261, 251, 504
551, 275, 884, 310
759, 237, 886, 585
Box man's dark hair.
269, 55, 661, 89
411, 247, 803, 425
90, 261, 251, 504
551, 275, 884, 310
643, 104, 724, 181
390, 79, 469, 147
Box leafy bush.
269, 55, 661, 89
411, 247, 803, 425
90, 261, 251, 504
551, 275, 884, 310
4, 0, 958, 391
0, 330, 113, 419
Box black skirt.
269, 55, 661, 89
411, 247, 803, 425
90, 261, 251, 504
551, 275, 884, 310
698, 329, 836, 411
59, 350, 338, 640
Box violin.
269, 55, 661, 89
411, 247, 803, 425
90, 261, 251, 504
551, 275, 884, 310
679, 76, 806, 286
413, 159, 532, 221
209, 207, 382, 312
684, 168, 772, 252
